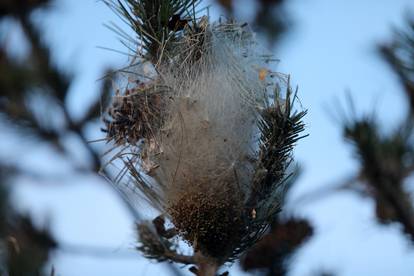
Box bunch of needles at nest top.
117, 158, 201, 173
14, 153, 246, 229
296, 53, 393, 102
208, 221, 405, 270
102, 1, 307, 275
104, 0, 202, 64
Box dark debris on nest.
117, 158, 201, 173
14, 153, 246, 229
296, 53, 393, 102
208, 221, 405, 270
103, 84, 170, 145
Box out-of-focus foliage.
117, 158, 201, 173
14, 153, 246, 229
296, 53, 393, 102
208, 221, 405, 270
0, 0, 50, 17
5, 215, 57, 275
344, 115, 414, 237
341, 18, 414, 241
380, 19, 414, 112
0, 0, 114, 170
0, 166, 57, 275
0, 0, 62, 274
241, 218, 313, 276
0, 0, 137, 274
216, 0, 290, 44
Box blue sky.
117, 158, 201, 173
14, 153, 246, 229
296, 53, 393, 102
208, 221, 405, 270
3, 0, 414, 275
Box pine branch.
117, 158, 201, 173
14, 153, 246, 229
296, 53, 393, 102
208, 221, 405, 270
104, 0, 201, 62
247, 83, 307, 210
344, 116, 414, 239
380, 19, 414, 112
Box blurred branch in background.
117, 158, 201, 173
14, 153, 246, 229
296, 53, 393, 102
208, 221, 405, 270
216, 0, 290, 44
343, 17, 414, 241
293, 16, 414, 244
241, 217, 313, 276
0, 0, 143, 214
343, 114, 414, 238
0, 0, 159, 274
380, 18, 414, 113
0, 165, 57, 275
